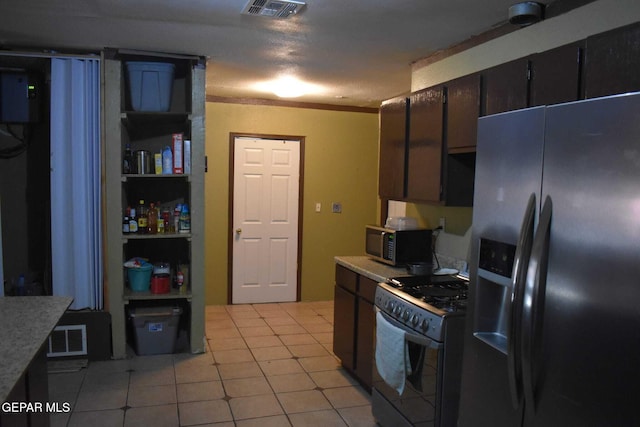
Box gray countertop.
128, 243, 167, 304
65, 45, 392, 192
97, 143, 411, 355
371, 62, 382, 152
0, 296, 73, 403
334, 255, 412, 282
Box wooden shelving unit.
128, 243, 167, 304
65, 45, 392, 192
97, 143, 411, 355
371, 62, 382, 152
103, 49, 206, 359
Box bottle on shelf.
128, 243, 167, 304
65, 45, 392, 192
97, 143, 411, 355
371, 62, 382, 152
162, 208, 172, 234
157, 204, 165, 234
147, 202, 158, 234
174, 204, 181, 233
123, 144, 134, 174
123, 215, 130, 234
175, 264, 185, 294
129, 208, 138, 233
137, 200, 148, 234
162, 146, 173, 175
123, 206, 131, 234
179, 203, 191, 234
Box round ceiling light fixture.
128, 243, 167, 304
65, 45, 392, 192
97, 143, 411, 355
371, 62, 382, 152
252, 75, 324, 98
509, 1, 544, 26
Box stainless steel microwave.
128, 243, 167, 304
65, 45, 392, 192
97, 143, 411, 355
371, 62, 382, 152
365, 225, 432, 266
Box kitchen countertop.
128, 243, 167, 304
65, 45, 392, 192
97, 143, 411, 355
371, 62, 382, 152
0, 296, 73, 403
334, 255, 411, 283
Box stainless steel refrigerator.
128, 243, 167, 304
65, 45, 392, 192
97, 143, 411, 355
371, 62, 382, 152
458, 92, 640, 427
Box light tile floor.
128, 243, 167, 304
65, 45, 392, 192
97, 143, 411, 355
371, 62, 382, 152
48, 301, 376, 426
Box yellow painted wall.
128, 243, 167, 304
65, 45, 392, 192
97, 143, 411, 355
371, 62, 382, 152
406, 204, 472, 236
204, 102, 379, 305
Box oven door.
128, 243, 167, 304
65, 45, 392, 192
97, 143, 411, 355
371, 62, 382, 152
372, 309, 444, 427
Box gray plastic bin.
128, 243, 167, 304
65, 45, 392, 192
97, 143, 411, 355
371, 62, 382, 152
130, 306, 182, 355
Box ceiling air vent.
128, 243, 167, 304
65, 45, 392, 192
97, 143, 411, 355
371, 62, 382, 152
242, 0, 307, 19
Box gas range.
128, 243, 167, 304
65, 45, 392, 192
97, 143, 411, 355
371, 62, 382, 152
374, 274, 469, 342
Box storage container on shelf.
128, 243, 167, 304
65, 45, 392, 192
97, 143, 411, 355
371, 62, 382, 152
125, 61, 175, 112
127, 263, 153, 292
129, 306, 182, 355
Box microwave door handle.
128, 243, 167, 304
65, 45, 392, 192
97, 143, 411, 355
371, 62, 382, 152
507, 193, 536, 410
380, 231, 387, 259
522, 195, 552, 418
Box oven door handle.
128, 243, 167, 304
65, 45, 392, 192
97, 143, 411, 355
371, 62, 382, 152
376, 308, 443, 350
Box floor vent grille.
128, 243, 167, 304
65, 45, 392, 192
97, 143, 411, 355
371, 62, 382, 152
47, 324, 88, 357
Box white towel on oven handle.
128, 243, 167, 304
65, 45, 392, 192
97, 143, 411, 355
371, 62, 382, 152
375, 310, 412, 395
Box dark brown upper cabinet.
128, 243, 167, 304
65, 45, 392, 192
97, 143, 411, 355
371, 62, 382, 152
378, 96, 409, 200
584, 22, 640, 99
446, 73, 482, 152
483, 58, 529, 116
530, 41, 585, 107
407, 86, 445, 203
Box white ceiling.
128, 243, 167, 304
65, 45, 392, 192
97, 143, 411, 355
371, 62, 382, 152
0, 0, 533, 108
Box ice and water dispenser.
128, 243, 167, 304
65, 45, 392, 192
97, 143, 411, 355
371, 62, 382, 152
473, 238, 516, 354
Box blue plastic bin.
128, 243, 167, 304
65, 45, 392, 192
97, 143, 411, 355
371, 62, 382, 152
127, 264, 153, 292
126, 61, 175, 112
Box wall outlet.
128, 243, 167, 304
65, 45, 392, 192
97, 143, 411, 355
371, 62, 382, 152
315, 202, 321, 213
439, 217, 446, 231
332, 202, 342, 213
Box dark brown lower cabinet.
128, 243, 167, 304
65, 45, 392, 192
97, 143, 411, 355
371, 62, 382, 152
0, 343, 50, 427
333, 284, 356, 372
332, 264, 377, 390
355, 298, 375, 388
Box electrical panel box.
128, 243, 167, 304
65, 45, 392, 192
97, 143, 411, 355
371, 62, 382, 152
0, 72, 40, 123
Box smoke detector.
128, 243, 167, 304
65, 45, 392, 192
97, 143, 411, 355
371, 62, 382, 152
242, 0, 307, 19
509, 2, 544, 26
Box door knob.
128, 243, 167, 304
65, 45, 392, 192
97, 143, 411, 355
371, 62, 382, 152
236, 228, 242, 234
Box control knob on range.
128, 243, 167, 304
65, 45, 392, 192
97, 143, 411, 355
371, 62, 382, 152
402, 310, 410, 321
393, 305, 402, 316
420, 319, 430, 331
410, 314, 419, 326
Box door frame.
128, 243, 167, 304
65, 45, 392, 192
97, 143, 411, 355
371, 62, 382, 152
227, 132, 305, 304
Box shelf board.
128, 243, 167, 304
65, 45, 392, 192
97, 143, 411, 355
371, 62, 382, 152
123, 233, 191, 241
122, 174, 190, 182
121, 111, 192, 120
124, 288, 191, 301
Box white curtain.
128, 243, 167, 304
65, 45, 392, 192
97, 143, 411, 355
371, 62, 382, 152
50, 57, 102, 310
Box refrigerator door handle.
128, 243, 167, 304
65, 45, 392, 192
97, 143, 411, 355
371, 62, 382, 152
522, 195, 552, 416
507, 193, 536, 410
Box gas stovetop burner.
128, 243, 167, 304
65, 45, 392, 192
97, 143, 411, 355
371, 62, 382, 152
387, 275, 469, 312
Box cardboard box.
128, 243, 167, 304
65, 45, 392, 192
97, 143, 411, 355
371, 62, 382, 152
154, 153, 162, 174
172, 133, 183, 174
184, 139, 191, 174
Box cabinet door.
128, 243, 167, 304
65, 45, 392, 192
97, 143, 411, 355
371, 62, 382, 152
333, 284, 356, 371
407, 86, 444, 202
379, 96, 408, 200
358, 275, 378, 304
355, 298, 375, 390
446, 73, 481, 151
336, 263, 357, 294
530, 41, 584, 106
483, 58, 529, 116
0, 374, 28, 427
584, 22, 640, 99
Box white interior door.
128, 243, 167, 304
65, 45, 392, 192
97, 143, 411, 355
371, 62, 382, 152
232, 137, 300, 304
